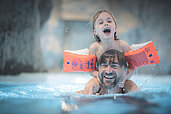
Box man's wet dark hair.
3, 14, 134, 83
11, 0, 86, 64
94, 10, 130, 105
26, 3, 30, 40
98, 49, 128, 69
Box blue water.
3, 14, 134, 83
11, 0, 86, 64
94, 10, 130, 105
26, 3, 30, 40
0, 73, 171, 114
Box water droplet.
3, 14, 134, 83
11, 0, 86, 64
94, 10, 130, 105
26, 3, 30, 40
65, 27, 69, 33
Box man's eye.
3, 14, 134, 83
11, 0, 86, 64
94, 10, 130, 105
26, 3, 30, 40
110, 64, 120, 69
101, 64, 108, 68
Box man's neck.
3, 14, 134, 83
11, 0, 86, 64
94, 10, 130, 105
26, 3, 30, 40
107, 87, 118, 94
101, 85, 120, 94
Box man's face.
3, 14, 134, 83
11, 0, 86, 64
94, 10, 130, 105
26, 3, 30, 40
98, 56, 126, 89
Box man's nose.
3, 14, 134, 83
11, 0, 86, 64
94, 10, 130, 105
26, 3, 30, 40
105, 65, 112, 74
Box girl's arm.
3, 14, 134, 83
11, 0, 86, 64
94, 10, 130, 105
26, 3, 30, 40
89, 43, 99, 77
124, 42, 136, 80
118, 40, 136, 88
125, 67, 136, 80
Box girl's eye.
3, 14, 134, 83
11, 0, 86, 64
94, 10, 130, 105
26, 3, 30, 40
107, 20, 112, 23
99, 22, 103, 24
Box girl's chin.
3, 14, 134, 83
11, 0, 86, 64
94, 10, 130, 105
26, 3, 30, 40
102, 34, 114, 38
102, 37, 113, 40
98, 34, 114, 40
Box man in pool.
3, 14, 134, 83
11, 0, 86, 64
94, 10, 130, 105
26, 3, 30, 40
77, 49, 138, 95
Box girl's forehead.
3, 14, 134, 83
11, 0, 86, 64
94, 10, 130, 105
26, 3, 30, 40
97, 12, 113, 20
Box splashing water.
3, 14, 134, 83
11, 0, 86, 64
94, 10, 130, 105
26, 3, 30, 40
0, 73, 171, 114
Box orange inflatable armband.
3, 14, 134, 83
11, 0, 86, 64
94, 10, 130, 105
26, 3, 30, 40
124, 41, 160, 69
63, 49, 96, 72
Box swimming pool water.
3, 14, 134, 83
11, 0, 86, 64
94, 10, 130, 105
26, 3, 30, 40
0, 73, 171, 114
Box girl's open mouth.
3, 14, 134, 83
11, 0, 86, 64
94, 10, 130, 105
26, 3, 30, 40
103, 28, 111, 35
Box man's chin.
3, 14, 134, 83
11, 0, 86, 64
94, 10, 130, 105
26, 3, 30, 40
104, 77, 115, 83
103, 77, 117, 89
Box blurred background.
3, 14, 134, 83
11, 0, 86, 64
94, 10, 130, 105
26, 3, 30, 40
0, 0, 171, 75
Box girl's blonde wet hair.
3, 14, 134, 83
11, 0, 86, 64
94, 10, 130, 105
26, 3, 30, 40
92, 10, 119, 42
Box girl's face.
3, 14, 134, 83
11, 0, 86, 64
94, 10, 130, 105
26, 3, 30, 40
93, 12, 116, 39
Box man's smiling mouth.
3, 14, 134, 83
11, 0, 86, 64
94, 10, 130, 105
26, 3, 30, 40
104, 75, 114, 79
103, 74, 116, 87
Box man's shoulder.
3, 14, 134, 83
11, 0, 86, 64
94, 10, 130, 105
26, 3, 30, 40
86, 77, 99, 85
124, 80, 138, 93
84, 77, 100, 95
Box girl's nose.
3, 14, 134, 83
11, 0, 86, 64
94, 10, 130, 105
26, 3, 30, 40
104, 23, 109, 26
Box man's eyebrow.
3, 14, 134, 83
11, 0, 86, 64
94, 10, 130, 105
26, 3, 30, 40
110, 62, 119, 64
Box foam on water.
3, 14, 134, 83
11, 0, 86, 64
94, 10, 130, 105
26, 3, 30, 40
0, 73, 171, 114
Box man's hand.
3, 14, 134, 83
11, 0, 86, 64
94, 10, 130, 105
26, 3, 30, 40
117, 76, 126, 88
